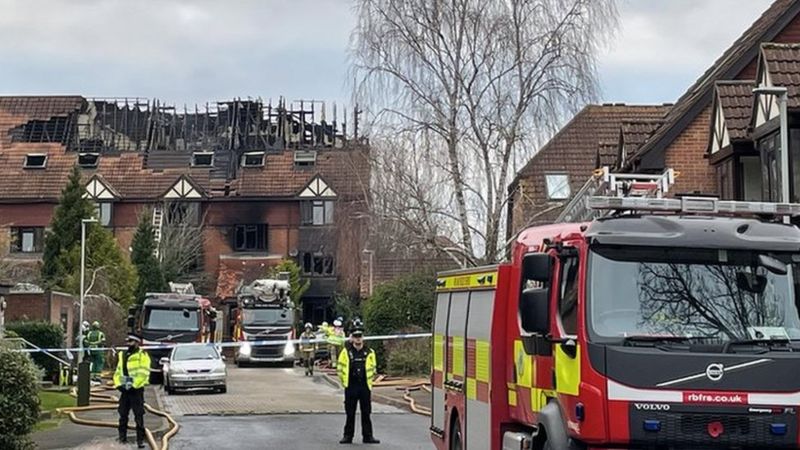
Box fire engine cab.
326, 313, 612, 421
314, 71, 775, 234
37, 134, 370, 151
431, 168, 800, 450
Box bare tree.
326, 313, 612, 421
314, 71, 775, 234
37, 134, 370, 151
352, 0, 616, 263
159, 204, 209, 290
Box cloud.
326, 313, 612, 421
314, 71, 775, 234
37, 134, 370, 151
598, 0, 774, 103
0, 0, 355, 106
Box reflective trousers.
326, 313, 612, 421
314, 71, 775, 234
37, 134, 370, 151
118, 388, 145, 443
343, 384, 373, 439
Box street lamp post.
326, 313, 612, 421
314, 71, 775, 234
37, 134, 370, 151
362, 249, 374, 297
753, 86, 790, 223
78, 218, 98, 364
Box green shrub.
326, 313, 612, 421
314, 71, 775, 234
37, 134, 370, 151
0, 346, 40, 450
7, 321, 64, 378
363, 273, 435, 370
385, 329, 431, 377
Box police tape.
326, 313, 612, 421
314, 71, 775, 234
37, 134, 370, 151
8, 332, 433, 354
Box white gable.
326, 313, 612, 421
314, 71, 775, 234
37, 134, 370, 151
755, 61, 780, 128
711, 98, 730, 154
299, 176, 337, 198
164, 177, 202, 199
84, 177, 117, 200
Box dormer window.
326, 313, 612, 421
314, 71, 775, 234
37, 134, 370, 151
78, 152, 100, 168
294, 150, 317, 168
242, 152, 265, 167
192, 152, 214, 167
24, 154, 47, 169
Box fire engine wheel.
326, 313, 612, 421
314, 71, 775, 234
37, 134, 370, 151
449, 420, 463, 450
542, 438, 582, 450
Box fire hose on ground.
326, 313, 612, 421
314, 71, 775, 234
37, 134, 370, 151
56, 375, 179, 450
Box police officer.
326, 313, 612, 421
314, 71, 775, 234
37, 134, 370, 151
114, 334, 151, 448
86, 321, 106, 381
337, 327, 380, 445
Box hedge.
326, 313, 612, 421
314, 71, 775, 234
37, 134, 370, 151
0, 346, 40, 450
7, 321, 65, 379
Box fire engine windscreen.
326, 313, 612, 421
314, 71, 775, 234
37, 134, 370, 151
144, 308, 200, 331
241, 308, 292, 326
588, 246, 800, 343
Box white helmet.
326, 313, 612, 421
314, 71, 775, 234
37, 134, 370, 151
304, 322, 313, 329
333, 319, 342, 327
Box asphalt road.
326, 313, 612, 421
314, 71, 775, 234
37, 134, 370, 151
169, 413, 432, 450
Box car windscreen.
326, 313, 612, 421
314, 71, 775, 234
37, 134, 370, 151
143, 308, 199, 331
172, 345, 219, 361
588, 245, 800, 343
241, 308, 292, 326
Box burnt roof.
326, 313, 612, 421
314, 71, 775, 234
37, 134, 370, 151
631, 0, 800, 169
715, 80, 756, 140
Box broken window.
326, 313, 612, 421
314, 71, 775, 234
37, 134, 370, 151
192, 152, 213, 167
24, 154, 47, 169
78, 153, 100, 168
301, 200, 334, 225
10, 227, 44, 253
242, 152, 265, 167
167, 202, 200, 226
234, 224, 267, 251
301, 252, 335, 275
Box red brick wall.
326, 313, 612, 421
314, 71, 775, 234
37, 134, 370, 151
775, 11, 800, 43
5, 292, 48, 321
0, 203, 55, 227
664, 106, 717, 195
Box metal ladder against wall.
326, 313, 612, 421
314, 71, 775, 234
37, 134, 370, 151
152, 204, 164, 257
555, 167, 678, 223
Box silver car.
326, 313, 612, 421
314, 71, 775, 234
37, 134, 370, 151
161, 344, 227, 394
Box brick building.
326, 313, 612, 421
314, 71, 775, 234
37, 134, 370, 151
0, 96, 369, 326
509, 0, 800, 235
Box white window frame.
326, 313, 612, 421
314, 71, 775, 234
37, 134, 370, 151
545, 173, 571, 200
24, 153, 47, 169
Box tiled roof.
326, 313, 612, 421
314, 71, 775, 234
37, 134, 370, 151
715, 80, 756, 140
632, 0, 800, 168
596, 141, 619, 168
514, 104, 670, 182
761, 43, 800, 108
0, 96, 370, 202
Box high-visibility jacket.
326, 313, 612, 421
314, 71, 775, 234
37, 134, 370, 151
113, 349, 151, 390
337, 345, 377, 390
327, 328, 345, 346
86, 330, 105, 348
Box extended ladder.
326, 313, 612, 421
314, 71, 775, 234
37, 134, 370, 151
556, 167, 677, 223
152, 204, 164, 258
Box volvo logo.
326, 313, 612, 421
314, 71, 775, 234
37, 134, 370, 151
634, 403, 670, 411
706, 363, 724, 381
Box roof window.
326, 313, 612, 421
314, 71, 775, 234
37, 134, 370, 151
294, 150, 317, 167
192, 152, 214, 167
24, 154, 47, 169
545, 173, 570, 200
78, 152, 100, 168
242, 152, 265, 167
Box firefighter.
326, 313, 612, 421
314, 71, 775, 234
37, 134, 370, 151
114, 334, 151, 448
337, 326, 380, 445
299, 323, 317, 376
328, 318, 346, 369
86, 321, 106, 381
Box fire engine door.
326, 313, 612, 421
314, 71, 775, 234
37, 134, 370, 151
554, 254, 580, 396
431, 291, 451, 433
465, 289, 493, 450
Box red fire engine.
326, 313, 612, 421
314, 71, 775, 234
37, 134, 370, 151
432, 168, 800, 449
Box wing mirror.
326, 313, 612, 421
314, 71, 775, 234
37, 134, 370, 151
522, 253, 552, 283
519, 288, 550, 335
159, 357, 169, 366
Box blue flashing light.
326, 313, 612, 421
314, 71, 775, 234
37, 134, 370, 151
771, 423, 788, 436
643, 420, 661, 432
575, 403, 585, 422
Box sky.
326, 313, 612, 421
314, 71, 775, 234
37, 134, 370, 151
0, 0, 779, 108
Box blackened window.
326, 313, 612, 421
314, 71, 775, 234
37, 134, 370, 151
24, 154, 47, 169
759, 133, 780, 202
301, 252, 335, 275
167, 202, 200, 226
242, 152, 265, 167
192, 152, 214, 167
234, 224, 267, 251
78, 153, 100, 168
559, 255, 579, 336
301, 200, 334, 225
10, 227, 44, 253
